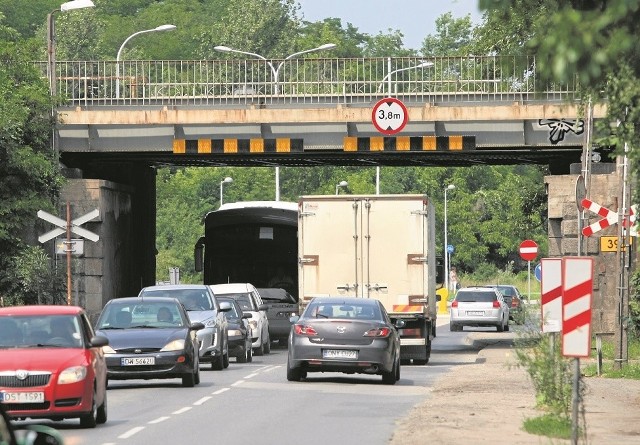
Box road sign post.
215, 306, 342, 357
38, 204, 99, 305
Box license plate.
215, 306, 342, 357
322, 349, 357, 359
0, 391, 45, 404
121, 357, 155, 366
467, 311, 484, 316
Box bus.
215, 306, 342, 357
194, 201, 299, 299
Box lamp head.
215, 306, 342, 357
214, 46, 232, 52
155, 24, 176, 32
446, 184, 455, 191
318, 43, 337, 51
223, 177, 233, 184
60, 0, 95, 12
338, 180, 348, 187
417, 61, 435, 68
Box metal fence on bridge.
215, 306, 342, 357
37, 56, 580, 107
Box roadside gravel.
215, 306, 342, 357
390, 325, 640, 444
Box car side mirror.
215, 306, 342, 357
289, 315, 300, 324
258, 304, 268, 311
242, 313, 252, 319
190, 322, 205, 331
90, 335, 109, 348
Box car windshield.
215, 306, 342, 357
217, 293, 254, 311
140, 289, 214, 311
96, 303, 185, 329
496, 286, 515, 297
0, 315, 83, 348
257, 288, 296, 304
306, 303, 380, 320
456, 292, 496, 303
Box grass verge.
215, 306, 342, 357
523, 413, 573, 439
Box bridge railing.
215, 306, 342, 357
37, 56, 580, 107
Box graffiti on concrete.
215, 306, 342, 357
539, 118, 584, 144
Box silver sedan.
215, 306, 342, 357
449, 286, 510, 332
287, 297, 402, 385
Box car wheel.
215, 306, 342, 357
247, 345, 253, 363
211, 355, 224, 370
223, 350, 230, 368
194, 362, 201, 385
182, 369, 196, 387
264, 333, 271, 354
79, 387, 98, 428
505, 321, 510, 332
382, 359, 398, 385
254, 338, 264, 356
96, 388, 107, 425
237, 346, 247, 363
497, 318, 505, 332
396, 358, 401, 381
287, 357, 303, 382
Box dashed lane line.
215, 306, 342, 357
118, 426, 145, 439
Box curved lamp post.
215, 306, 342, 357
47, 0, 95, 96
335, 180, 348, 195
220, 177, 233, 206
443, 184, 455, 293
214, 43, 337, 201
377, 60, 434, 95
116, 24, 176, 99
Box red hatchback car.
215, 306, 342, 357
0, 305, 109, 428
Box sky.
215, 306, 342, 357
296, 0, 483, 50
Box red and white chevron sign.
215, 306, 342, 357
561, 257, 593, 358
581, 198, 637, 237
541, 258, 562, 333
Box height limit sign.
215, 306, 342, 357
372, 98, 408, 135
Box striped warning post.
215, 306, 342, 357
541, 258, 562, 333
561, 257, 593, 358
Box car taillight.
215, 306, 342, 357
363, 327, 391, 338
493, 300, 501, 308
451, 300, 458, 308
294, 324, 317, 336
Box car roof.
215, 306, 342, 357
108, 296, 182, 305
0, 305, 84, 316
141, 284, 209, 291
458, 287, 498, 293
308, 297, 379, 306
209, 283, 253, 293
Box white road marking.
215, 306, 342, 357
172, 406, 192, 414
194, 396, 212, 405
212, 387, 229, 395
119, 426, 145, 439
231, 380, 245, 386
148, 416, 170, 424
243, 373, 258, 379
260, 365, 280, 373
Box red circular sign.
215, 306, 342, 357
519, 239, 538, 261
372, 98, 408, 135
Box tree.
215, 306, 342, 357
0, 14, 64, 300
421, 12, 475, 56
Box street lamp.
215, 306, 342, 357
377, 60, 434, 95
444, 184, 455, 294
47, 0, 95, 96
116, 24, 176, 99
214, 44, 336, 202
336, 180, 348, 195
220, 177, 233, 206
214, 43, 336, 95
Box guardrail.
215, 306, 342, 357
35, 56, 580, 107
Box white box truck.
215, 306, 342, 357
298, 194, 439, 364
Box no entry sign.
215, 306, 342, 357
372, 98, 408, 135
519, 239, 538, 261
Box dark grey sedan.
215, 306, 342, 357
95, 297, 203, 387
287, 297, 402, 385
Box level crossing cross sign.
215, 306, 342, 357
581, 198, 637, 237
38, 209, 100, 243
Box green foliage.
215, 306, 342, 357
514, 329, 578, 418
421, 12, 475, 56
0, 19, 63, 299
522, 413, 573, 440
12, 245, 66, 305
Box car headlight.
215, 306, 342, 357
58, 366, 88, 384
161, 339, 186, 351
228, 329, 242, 336
102, 345, 116, 354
